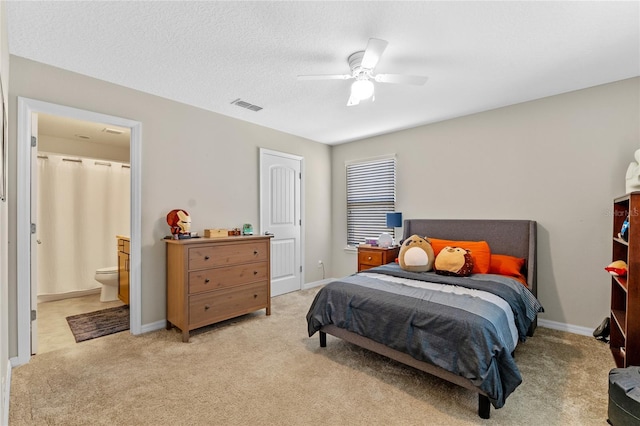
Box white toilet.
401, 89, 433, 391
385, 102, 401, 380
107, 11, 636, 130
95, 266, 119, 302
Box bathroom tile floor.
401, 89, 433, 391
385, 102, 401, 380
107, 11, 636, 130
37, 293, 124, 355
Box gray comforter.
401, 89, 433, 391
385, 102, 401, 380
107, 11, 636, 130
306, 263, 543, 409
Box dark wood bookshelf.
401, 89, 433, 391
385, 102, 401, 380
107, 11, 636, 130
610, 192, 640, 367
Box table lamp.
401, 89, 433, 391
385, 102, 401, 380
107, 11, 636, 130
386, 212, 403, 246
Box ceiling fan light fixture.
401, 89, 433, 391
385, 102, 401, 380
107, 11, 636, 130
298, 38, 428, 107
351, 79, 374, 100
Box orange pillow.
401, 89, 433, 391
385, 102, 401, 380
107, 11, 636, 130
490, 254, 526, 282
428, 238, 491, 274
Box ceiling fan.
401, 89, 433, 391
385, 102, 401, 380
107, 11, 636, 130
297, 38, 428, 106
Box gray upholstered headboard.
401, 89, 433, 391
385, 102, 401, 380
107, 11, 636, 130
403, 219, 537, 296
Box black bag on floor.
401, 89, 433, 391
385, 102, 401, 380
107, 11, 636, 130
594, 317, 610, 342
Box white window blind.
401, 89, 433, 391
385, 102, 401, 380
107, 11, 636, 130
346, 157, 396, 247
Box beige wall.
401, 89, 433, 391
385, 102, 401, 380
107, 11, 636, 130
6, 55, 638, 357
38, 134, 130, 163
7, 56, 332, 356
332, 77, 640, 330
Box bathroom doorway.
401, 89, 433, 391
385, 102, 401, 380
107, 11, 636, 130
16, 97, 142, 365
35, 113, 130, 354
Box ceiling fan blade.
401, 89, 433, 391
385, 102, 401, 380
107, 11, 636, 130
347, 93, 360, 106
297, 74, 352, 81
374, 74, 428, 85
360, 38, 388, 70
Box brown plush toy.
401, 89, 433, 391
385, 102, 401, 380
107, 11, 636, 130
434, 246, 474, 277
398, 234, 435, 272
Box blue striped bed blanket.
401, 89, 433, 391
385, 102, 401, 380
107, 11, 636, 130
306, 263, 544, 409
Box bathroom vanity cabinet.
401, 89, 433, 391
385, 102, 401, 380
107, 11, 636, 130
165, 235, 272, 342
117, 236, 130, 305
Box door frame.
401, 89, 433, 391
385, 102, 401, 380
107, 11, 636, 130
16, 97, 142, 365
259, 148, 304, 295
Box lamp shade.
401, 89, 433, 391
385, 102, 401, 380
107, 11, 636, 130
386, 212, 403, 228
351, 79, 374, 100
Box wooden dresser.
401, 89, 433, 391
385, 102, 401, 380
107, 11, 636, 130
165, 235, 272, 342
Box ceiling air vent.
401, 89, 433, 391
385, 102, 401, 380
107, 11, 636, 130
231, 98, 263, 112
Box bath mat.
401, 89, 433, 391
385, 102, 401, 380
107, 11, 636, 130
66, 305, 130, 343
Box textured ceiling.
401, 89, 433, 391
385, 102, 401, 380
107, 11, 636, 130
7, 1, 640, 145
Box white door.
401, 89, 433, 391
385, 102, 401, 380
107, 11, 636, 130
30, 113, 38, 354
259, 149, 302, 297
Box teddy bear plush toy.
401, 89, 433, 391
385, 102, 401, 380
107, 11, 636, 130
434, 246, 474, 277
398, 234, 435, 272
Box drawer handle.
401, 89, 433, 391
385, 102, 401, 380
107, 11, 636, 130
204, 304, 210, 311
253, 271, 258, 275
204, 256, 210, 260
367, 256, 372, 260
253, 250, 258, 255
253, 294, 257, 298
204, 278, 210, 284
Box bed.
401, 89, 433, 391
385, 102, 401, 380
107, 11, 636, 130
306, 219, 543, 419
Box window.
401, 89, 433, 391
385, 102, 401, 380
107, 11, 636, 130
346, 156, 396, 247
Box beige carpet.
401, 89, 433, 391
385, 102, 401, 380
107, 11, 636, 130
10, 287, 614, 425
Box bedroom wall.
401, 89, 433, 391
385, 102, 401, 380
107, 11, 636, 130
331, 77, 640, 332
6, 55, 332, 357
38, 134, 130, 163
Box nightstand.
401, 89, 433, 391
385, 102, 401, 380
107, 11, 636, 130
357, 245, 400, 272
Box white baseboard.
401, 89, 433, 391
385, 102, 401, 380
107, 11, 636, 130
37, 288, 100, 304
2, 359, 11, 426
139, 281, 338, 337
138, 319, 166, 335
142, 286, 598, 343
538, 318, 594, 337
9, 357, 21, 370
302, 278, 336, 290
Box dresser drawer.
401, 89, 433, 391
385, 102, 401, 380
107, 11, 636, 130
358, 264, 377, 272
189, 282, 268, 328
358, 250, 382, 266
188, 241, 269, 270
188, 262, 268, 294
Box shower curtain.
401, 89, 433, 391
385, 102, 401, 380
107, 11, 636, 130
37, 154, 130, 298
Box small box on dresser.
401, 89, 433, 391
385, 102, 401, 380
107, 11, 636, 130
165, 235, 273, 342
